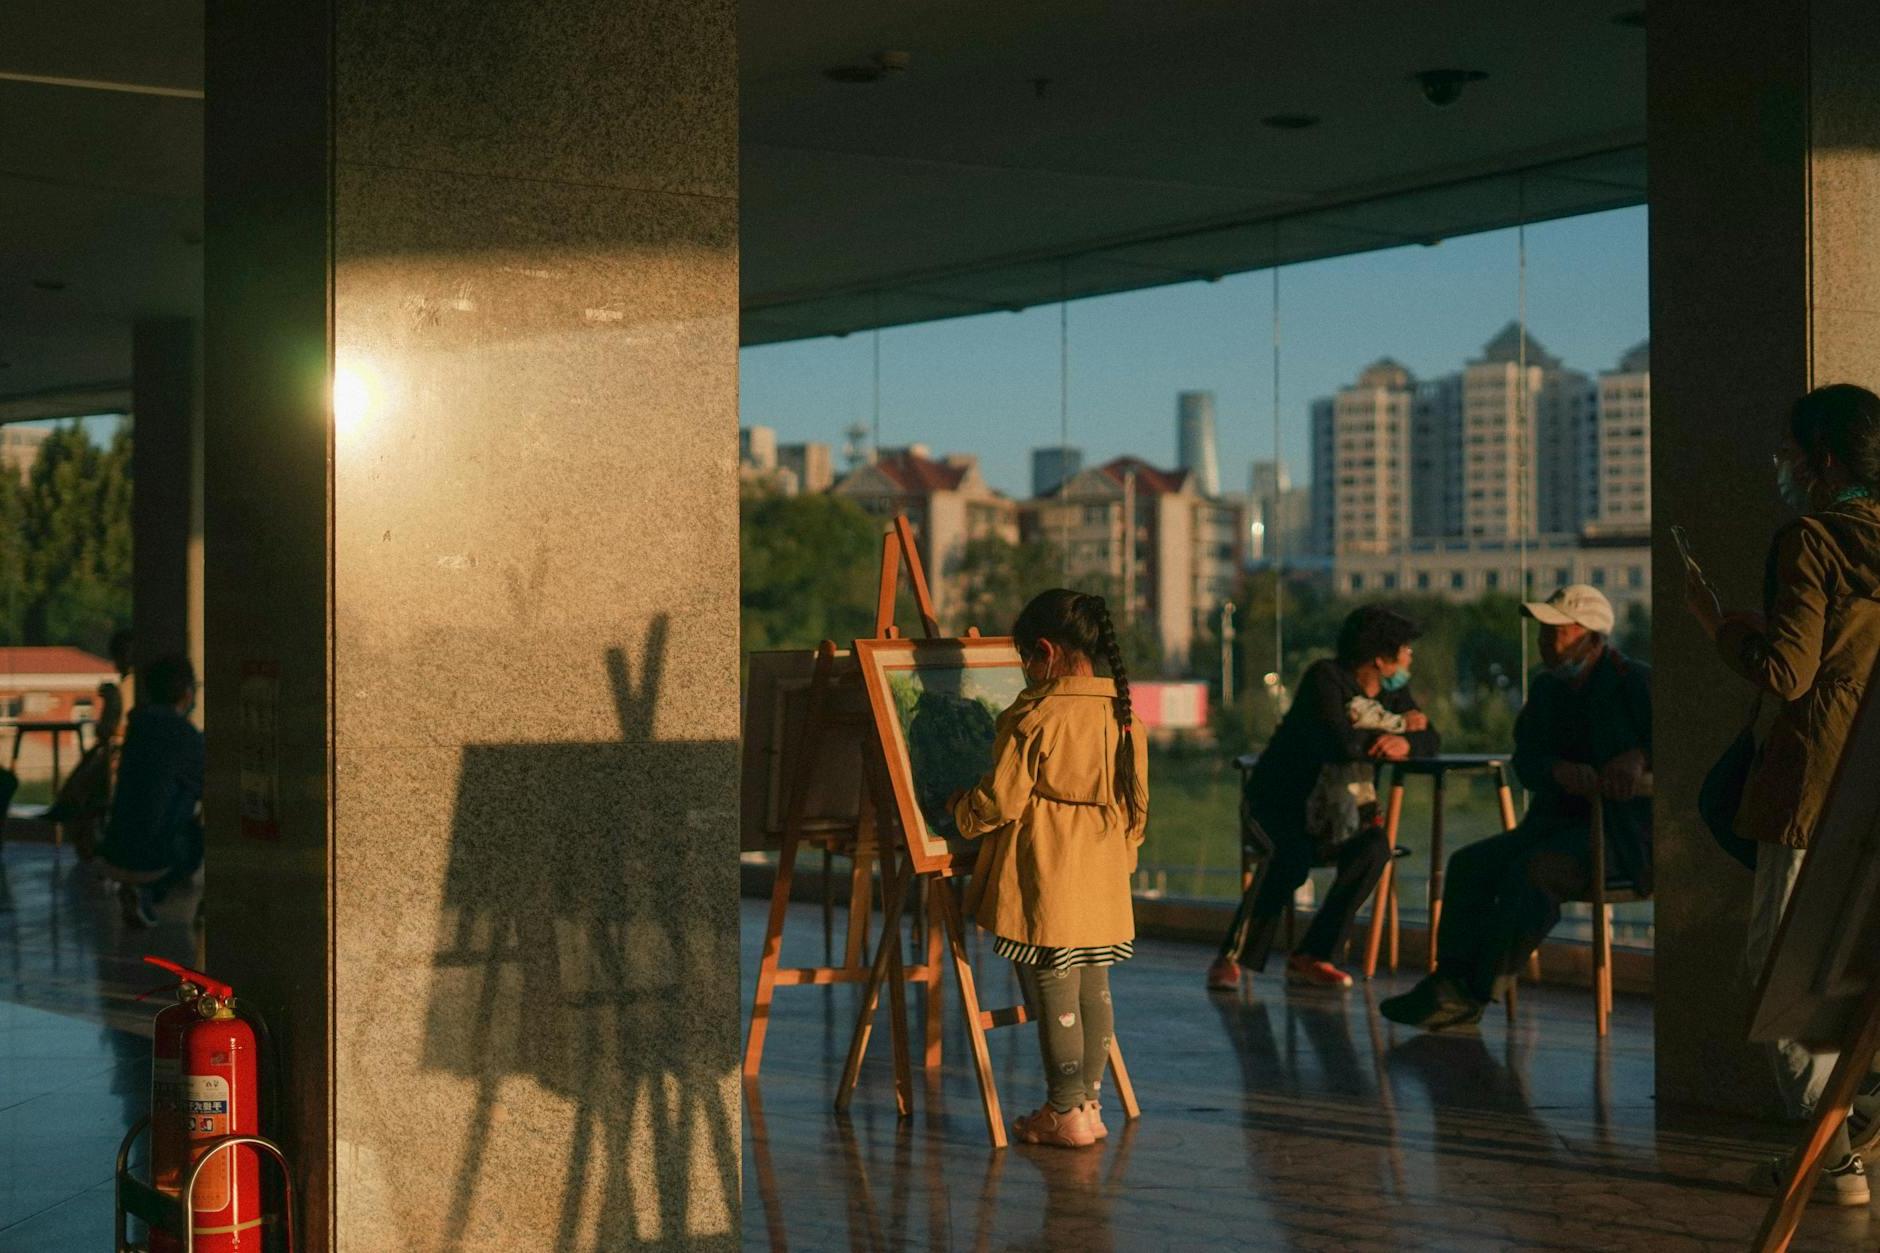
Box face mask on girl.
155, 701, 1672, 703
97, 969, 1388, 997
1380, 667, 1412, 693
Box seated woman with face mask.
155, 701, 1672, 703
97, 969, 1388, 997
1381, 584, 1651, 1031
1207, 605, 1440, 992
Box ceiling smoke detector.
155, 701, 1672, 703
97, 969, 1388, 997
1412, 68, 1488, 108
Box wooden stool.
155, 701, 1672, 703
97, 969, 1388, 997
1585, 775, 1653, 1036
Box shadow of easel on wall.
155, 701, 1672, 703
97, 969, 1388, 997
422, 615, 740, 1250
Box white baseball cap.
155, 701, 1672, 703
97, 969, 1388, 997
1521, 584, 1615, 634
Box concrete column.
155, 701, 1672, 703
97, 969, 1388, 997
131, 317, 202, 671
1649, 0, 1880, 1117
205, 3, 739, 1248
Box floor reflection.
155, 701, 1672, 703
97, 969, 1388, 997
0, 840, 197, 1250
741, 897, 1871, 1252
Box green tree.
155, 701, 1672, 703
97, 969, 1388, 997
739, 487, 882, 652
0, 465, 27, 645
18, 422, 132, 654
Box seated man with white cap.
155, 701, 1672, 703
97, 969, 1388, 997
1381, 584, 1651, 1031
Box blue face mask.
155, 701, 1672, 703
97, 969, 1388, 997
1380, 668, 1412, 693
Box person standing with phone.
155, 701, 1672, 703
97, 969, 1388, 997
1686, 383, 1880, 1206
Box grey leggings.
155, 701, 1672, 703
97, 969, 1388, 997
1014, 963, 1115, 1113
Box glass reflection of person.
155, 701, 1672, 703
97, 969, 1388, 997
950, 589, 1148, 1149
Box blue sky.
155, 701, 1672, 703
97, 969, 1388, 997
739, 205, 1648, 499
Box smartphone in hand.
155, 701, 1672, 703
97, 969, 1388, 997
1671, 524, 1704, 577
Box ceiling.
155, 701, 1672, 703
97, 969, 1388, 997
0, 2, 1645, 417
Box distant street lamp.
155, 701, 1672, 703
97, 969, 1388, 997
1219, 600, 1236, 702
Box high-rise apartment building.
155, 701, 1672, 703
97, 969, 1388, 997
1248, 459, 1311, 565
1310, 329, 1652, 605
1031, 444, 1084, 498
1411, 374, 1464, 539
777, 441, 834, 495
0, 424, 50, 484
1021, 457, 1242, 673
1457, 324, 1550, 540
832, 446, 1018, 624
1308, 359, 1413, 556
1176, 391, 1221, 498
1588, 340, 1651, 535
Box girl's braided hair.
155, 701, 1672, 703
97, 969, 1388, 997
1012, 588, 1143, 822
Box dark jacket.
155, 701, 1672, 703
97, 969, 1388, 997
1245, 658, 1440, 836
1719, 498, 1880, 848
1512, 648, 1653, 891
98, 705, 204, 874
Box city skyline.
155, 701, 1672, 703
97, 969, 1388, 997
738, 206, 1648, 499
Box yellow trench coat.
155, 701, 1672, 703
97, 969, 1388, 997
951, 676, 1149, 949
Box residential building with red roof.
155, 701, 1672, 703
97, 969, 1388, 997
1021, 457, 1244, 673
831, 445, 1019, 626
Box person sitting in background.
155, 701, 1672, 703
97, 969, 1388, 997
1381, 585, 1650, 1031
45, 627, 137, 859
1207, 605, 1440, 991
95, 654, 202, 929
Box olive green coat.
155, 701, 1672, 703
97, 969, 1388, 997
952, 676, 1149, 948
1720, 499, 1880, 848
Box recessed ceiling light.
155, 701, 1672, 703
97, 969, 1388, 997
32, 278, 66, 292
1612, 10, 1645, 28
1261, 114, 1321, 130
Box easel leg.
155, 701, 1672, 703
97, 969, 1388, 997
821, 847, 834, 965
885, 913, 915, 1118
846, 843, 875, 970
1105, 1037, 1143, 1121
923, 878, 945, 1071
742, 834, 801, 1080
836, 858, 914, 1113
1753, 1005, 1880, 1253
935, 877, 1007, 1149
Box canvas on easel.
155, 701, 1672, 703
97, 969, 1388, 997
1748, 655, 1880, 1253
739, 648, 864, 853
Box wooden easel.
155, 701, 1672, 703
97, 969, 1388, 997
1752, 981, 1880, 1252
833, 517, 1143, 1148
740, 519, 948, 1082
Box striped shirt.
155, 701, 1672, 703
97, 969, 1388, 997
993, 936, 1134, 970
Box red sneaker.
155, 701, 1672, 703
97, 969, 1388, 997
1206, 956, 1242, 991
1286, 954, 1354, 989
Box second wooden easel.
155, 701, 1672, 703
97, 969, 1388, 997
740, 517, 950, 1083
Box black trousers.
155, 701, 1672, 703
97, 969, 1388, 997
1433, 823, 1591, 1003
1217, 825, 1392, 968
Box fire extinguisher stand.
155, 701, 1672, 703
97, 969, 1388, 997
114, 1116, 298, 1253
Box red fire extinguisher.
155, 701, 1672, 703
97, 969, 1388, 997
142, 957, 207, 1253
144, 958, 263, 1251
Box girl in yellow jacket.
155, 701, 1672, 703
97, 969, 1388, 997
952, 589, 1149, 1148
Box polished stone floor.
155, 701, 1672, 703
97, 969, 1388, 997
0, 840, 199, 1251
740, 898, 1870, 1252
2, 841, 1870, 1251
